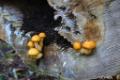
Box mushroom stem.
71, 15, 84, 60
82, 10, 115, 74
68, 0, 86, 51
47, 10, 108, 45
34, 42, 42, 51
39, 38, 44, 48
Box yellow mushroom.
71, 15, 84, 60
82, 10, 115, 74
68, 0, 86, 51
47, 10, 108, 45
38, 32, 46, 48
27, 41, 34, 48
73, 41, 81, 50
39, 32, 46, 38
82, 40, 96, 49
31, 35, 41, 42
80, 48, 92, 55
36, 53, 43, 59
28, 48, 40, 59
31, 34, 42, 51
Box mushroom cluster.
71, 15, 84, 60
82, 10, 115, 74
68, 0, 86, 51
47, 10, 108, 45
27, 32, 46, 59
73, 40, 96, 55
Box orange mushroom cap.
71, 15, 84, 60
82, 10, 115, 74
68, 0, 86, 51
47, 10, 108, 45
39, 32, 46, 38
27, 41, 34, 48
73, 41, 81, 50
31, 35, 41, 42
80, 48, 92, 55
28, 48, 39, 57
82, 40, 96, 49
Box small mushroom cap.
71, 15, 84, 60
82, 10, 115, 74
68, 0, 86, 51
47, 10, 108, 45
36, 53, 43, 59
82, 40, 96, 49
80, 48, 92, 55
31, 35, 41, 42
39, 32, 46, 38
73, 41, 81, 50
27, 41, 34, 48
28, 48, 39, 57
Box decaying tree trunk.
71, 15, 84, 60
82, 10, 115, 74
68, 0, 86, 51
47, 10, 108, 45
47, 0, 120, 79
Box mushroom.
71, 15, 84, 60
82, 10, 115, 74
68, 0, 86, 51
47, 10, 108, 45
31, 35, 41, 42
27, 48, 42, 59
80, 48, 92, 55
39, 32, 46, 38
27, 41, 34, 48
27, 32, 46, 59
73, 41, 81, 50
31, 35, 42, 51
38, 32, 46, 48
82, 40, 96, 49
36, 53, 43, 59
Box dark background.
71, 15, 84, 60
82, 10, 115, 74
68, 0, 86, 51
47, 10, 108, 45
0, 0, 71, 48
